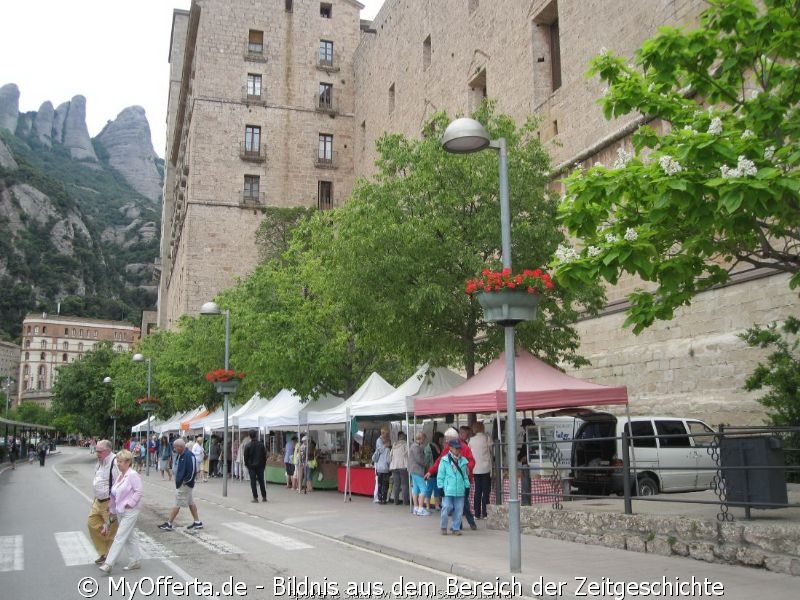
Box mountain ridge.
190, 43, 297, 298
0, 82, 163, 343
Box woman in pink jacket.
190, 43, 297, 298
99, 449, 143, 574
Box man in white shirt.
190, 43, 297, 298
87, 439, 120, 565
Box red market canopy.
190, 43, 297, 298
413, 349, 628, 416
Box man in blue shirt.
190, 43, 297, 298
158, 438, 203, 531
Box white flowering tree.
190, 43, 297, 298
554, 0, 799, 333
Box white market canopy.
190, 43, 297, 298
158, 407, 205, 435
190, 406, 231, 432
354, 363, 465, 418
302, 372, 395, 426
231, 392, 271, 427
131, 415, 164, 434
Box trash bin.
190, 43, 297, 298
720, 436, 787, 509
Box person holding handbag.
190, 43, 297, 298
98, 449, 143, 574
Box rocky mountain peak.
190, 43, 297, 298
0, 83, 20, 133
96, 106, 162, 202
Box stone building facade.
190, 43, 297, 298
18, 314, 139, 409
159, 0, 798, 425
0, 339, 20, 407
158, 0, 363, 329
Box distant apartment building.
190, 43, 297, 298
158, 0, 798, 424
18, 313, 140, 409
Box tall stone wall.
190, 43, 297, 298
351, 0, 796, 425
354, 0, 705, 178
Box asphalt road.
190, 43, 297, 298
0, 448, 472, 600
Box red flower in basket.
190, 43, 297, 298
135, 396, 161, 406
465, 267, 554, 296
205, 369, 246, 383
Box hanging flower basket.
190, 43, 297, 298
477, 290, 541, 326
214, 380, 240, 394
205, 369, 245, 394
466, 267, 552, 326
135, 396, 161, 412
108, 407, 124, 419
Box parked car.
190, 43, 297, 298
571, 413, 717, 496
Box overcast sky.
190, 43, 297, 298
0, 0, 385, 158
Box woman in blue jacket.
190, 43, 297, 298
436, 440, 470, 535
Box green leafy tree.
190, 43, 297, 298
50, 342, 126, 437
255, 206, 314, 263
553, 0, 800, 333
13, 401, 50, 425
740, 317, 800, 427
740, 316, 800, 479
298, 105, 603, 376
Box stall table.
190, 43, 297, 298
337, 465, 375, 496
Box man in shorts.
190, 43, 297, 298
158, 438, 203, 531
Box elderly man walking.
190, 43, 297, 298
88, 439, 120, 565
158, 438, 203, 531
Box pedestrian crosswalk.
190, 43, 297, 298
0, 535, 23, 572
0, 521, 314, 572
223, 521, 313, 549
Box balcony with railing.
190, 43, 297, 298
317, 50, 339, 72
314, 150, 339, 169
240, 142, 266, 163
315, 91, 338, 115
242, 85, 267, 105
244, 41, 267, 63
241, 191, 266, 207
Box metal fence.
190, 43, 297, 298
491, 425, 800, 522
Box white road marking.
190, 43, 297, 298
222, 521, 313, 549
135, 530, 176, 559
54, 531, 97, 566
0, 535, 24, 572
175, 528, 243, 554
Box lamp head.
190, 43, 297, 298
200, 301, 222, 316
132, 353, 146, 363
441, 117, 492, 154
103, 376, 112, 384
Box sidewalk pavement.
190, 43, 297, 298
141, 468, 796, 599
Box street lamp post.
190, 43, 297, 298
200, 301, 231, 497
3, 376, 13, 419
103, 376, 116, 450
442, 117, 522, 573
132, 353, 153, 476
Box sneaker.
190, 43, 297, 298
186, 521, 203, 530
123, 561, 141, 571
412, 507, 420, 515
452, 530, 462, 536
251, 498, 259, 503
440, 528, 447, 535
262, 497, 267, 502
98, 563, 112, 574
418, 508, 430, 516
470, 523, 478, 531
158, 522, 173, 531
94, 555, 106, 565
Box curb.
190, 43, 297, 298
341, 535, 500, 583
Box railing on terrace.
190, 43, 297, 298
489, 425, 800, 522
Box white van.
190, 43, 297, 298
525, 415, 590, 472
571, 413, 717, 496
